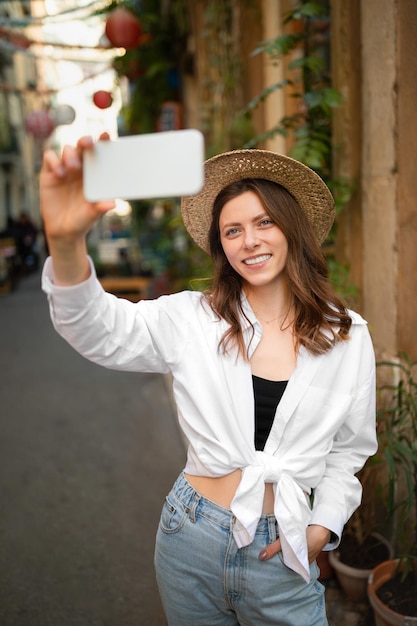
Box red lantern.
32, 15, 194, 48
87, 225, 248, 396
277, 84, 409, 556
105, 7, 142, 50
10, 32, 31, 49
25, 110, 55, 139
93, 90, 113, 109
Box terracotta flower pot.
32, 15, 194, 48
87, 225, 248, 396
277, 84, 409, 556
317, 550, 334, 581
368, 559, 417, 626
328, 533, 393, 603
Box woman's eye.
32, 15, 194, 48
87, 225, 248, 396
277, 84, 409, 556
226, 227, 239, 236
260, 218, 273, 226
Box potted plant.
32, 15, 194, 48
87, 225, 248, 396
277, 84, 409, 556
328, 459, 393, 603
367, 355, 417, 625
327, 357, 399, 602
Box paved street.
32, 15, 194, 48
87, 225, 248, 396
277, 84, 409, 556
0, 271, 185, 626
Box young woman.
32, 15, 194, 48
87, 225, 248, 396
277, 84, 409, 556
40, 136, 377, 626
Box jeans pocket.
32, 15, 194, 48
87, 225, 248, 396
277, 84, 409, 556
276, 550, 319, 578
159, 496, 189, 534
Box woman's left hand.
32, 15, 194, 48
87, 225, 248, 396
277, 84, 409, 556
258, 524, 331, 563
306, 525, 331, 562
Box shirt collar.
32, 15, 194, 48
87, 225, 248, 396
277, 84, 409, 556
239, 292, 263, 358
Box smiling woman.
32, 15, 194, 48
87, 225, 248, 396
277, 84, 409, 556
40, 141, 377, 626
205, 175, 349, 360
219, 190, 289, 285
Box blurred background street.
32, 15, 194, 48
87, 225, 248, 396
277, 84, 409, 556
0, 270, 185, 626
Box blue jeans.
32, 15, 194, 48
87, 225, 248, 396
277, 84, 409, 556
154, 472, 328, 626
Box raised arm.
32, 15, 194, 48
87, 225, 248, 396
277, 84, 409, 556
40, 134, 115, 286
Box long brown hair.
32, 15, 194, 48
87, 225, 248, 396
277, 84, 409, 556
206, 178, 351, 358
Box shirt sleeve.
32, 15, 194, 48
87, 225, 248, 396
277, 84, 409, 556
309, 328, 377, 548
41, 256, 185, 374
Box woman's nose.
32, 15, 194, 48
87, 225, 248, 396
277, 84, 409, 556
243, 229, 259, 250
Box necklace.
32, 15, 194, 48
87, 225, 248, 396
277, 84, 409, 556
255, 312, 283, 325
261, 316, 280, 325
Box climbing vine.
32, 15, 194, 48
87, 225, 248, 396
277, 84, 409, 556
242, 1, 351, 211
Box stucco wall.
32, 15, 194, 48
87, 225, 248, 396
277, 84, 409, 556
361, 0, 398, 356
397, 0, 417, 358
331, 0, 363, 310
332, 0, 417, 360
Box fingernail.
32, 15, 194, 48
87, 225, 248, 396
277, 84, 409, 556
259, 551, 268, 561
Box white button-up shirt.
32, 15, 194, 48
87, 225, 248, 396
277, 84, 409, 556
42, 258, 377, 582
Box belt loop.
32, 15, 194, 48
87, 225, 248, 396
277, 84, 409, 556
188, 493, 200, 523
268, 515, 278, 543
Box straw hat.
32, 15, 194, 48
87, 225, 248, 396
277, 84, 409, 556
181, 149, 335, 254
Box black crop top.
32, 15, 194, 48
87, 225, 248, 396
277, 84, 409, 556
252, 375, 288, 450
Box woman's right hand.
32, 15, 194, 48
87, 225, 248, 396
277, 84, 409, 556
40, 134, 116, 285
40, 134, 115, 245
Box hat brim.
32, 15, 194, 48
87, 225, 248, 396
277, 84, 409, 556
181, 149, 335, 253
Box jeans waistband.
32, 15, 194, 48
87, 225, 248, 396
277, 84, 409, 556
170, 471, 278, 537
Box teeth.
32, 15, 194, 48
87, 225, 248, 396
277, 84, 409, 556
244, 254, 271, 265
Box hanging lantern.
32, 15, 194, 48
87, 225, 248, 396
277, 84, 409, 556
105, 7, 142, 50
10, 32, 31, 49
24, 110, 55, 139
93, 90, 113, 109
51, 104, 76, 126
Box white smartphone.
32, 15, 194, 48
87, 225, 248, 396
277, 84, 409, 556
83, 129, 204, 202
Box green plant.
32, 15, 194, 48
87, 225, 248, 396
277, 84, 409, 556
326, 258, 359, 308
376, 355, 417, 573
195, 1, 253, 155
339, 356, 417, 573
241, 1, 340, 180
